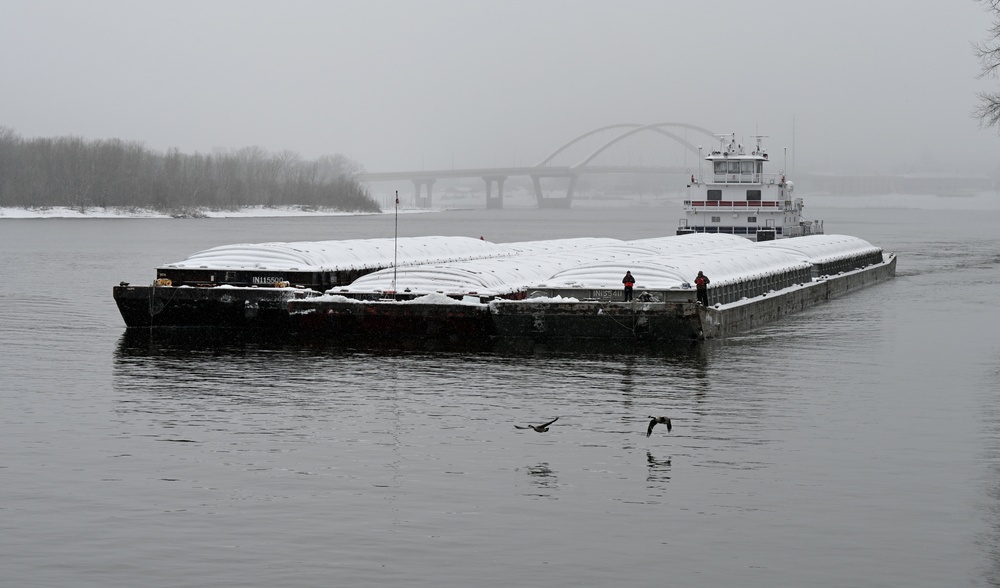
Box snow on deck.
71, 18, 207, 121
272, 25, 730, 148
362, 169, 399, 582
160, 232, 877, 298
494, 237, 623, 255
338, 233, 756, 296
162, 236, 511, 272
543, 248, 812, 290
753, 234, 882, 264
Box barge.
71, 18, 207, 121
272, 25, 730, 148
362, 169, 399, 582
287, 234, 896, 344
490, 234, 894, 342
113, 236, 513, 328
113, 235, 641, 329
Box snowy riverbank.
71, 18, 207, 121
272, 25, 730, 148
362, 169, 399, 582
4, 191, 997, 219
0, 205, 436, 219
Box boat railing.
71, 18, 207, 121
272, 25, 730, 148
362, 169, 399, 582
683, 200, 795, 210
695, 172, 784, 185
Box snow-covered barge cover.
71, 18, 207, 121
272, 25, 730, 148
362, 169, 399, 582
520, 234, 881, 303
541, 247, 808, 291
334, 233, 752, 298
754, 234, 885, 275
162, 236, 512, 272
329, 233, 882, 297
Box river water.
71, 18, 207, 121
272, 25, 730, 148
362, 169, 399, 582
2, 199, 999, 587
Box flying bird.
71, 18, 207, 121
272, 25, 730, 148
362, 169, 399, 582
515, 417, 559, 432
646, 416, 672, 437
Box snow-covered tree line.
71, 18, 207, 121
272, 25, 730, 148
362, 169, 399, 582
0, 127, 379, 213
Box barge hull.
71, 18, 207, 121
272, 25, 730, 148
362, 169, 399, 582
489, 301, 704, 341
113, 285, 315, 329
289, 300, 494, 346
700, 253, 896, 339
117, 253, 896, 343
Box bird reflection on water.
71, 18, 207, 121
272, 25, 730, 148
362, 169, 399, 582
646, 450, 672, 484
522, 462, 559, 499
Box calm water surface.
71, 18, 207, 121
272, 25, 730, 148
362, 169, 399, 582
2, 204, 999, 587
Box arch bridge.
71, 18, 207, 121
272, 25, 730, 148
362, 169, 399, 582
357, 123, 717, 208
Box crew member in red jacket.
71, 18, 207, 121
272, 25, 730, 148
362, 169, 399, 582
695, 271, 710, 306
622, 271, 635, 302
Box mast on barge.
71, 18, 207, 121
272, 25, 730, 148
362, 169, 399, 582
679, 134, 822, 241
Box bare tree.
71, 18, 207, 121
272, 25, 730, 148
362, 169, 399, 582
316, 153, 365, 182
975, 0, 1000, 129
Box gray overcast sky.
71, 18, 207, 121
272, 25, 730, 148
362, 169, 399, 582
2, 0, 997, 174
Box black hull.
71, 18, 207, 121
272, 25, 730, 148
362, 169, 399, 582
490, 301, 705, 342
289, 300, 494, 350
113, 285, 315, 329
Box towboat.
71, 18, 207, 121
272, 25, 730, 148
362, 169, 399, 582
680, 134, 822, 241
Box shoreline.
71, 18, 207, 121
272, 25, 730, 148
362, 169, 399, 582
2, 190, 998, 219
0, 205, 436, 219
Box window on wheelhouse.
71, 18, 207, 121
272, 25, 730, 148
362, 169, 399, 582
707, 189, 722, 201
748, 216, 757, 223
746, 190, 761, 201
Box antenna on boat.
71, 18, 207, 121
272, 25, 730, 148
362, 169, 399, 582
714, 134, 730, 154
392, 190, 398, 300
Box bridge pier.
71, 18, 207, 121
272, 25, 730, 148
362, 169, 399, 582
413, 179, 435, 208
530, 173, 577, 209
483, 176, 506, 209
